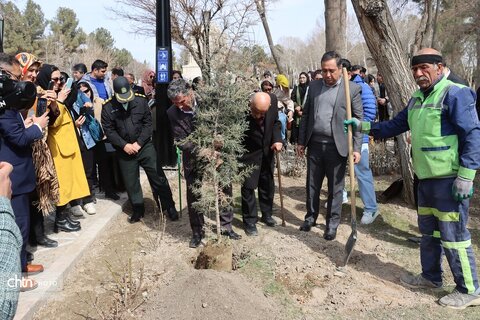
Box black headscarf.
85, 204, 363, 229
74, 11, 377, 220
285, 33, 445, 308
36, 64, 77, 109
36, 64, 58, 90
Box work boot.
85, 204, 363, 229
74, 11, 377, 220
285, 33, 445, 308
400, 272, 442, 289
438, 289, 480, 309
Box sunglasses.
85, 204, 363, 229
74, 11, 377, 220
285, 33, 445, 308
51, 76, 67, 83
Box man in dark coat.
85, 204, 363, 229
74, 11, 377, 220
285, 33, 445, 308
166, 79, 241, 247
240, 92, 283, 236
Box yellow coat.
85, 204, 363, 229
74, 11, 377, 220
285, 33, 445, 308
47, 102, 90, 206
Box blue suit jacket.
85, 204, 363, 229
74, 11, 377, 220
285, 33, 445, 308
0, 110, 42, 196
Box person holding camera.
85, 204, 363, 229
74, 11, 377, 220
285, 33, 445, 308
0, 53, 49, 291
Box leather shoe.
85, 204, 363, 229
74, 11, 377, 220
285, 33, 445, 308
260, 216, 276, 227
221, 229, 242, 240
299, 220, 314, 232
244, 223, 258, 236
54, 219, 81, 233
26, 264, 44, 275
20, 277, 38, 292
35, 235, 58, 248
164, 207, 179, 221
324, 228, 337, 241
189, 233, 203, 248
129, 211, 144, 224
105, 191, 120, 200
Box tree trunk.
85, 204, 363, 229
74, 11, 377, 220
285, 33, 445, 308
430, 0, 441, 47
255, 0, 284, 74
410, 0, 434, 57
324, 0, 346, 55
350, 0, 416, 205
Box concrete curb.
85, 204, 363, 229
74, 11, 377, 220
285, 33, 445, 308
14, 172, 148, 320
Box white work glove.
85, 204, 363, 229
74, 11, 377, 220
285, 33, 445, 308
452, 177, 474, 201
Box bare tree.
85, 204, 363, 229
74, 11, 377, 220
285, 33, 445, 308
110, 0, 256, 82
254, 0, 284, 74
409, 0, 434, 57
324, 0, 346, 55
350, 0, 416, 205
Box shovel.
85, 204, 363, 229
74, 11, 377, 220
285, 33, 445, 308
176, 147, 182, 218
343, 67, 357, 267
275, 152, 286, 227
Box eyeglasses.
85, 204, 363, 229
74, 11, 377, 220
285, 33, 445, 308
51, 77, 65, 83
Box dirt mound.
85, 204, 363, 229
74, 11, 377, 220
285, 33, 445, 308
143, 269, 281, 320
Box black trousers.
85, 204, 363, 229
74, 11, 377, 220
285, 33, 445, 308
117, 141, 175, 215
241, 156, 275, 225
305, 141, 347, 230
71, 137, 95, 206
184, 154, 234, 234
94, 140, 121, 193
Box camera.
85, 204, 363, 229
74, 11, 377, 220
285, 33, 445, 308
0, 74, 37, 114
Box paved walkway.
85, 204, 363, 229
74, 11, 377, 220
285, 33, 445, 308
14, 171, 149, 320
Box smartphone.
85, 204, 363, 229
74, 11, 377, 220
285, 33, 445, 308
36, 98, 48, 117
80, 106, 89, 116
65, 78, 73, 90
47, 80, 55, 91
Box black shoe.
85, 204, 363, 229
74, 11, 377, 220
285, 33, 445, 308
65, 214, 80, 226
164, 207, 179, 221
129, 211, 144, 224
35, 236, 58, 248
260, 216, 276, 227
105, 191, 120, 200
221, 229, 242, 240
26, 251, 34, 263
324, 228, 337, 241
189, 233, 203, 248
244, 223, 258, 236
54, 219, 81, 233
300, 220, 314, 232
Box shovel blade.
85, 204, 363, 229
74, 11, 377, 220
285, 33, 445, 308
344, 228, 357, 266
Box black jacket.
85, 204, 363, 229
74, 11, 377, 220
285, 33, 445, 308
240, 93, 282, 189
101, 94, 152, 151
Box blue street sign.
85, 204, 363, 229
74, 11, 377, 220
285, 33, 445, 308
158, 50, 168, 61
158, 72, 169, 83
156, 47, 170, 83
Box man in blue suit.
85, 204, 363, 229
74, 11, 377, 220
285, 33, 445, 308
0, 54, 49, 291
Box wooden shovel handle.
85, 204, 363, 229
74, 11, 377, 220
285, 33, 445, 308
342, 68, 356, 221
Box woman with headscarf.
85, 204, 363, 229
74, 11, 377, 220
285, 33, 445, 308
15, 53, 59, 251
290, 72, 310, 144
142, 69, 155, 100
36, 64, 90, 233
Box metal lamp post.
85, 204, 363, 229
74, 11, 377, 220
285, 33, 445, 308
155, 0, 176, 167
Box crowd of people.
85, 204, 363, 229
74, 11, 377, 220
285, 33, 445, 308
1, 45, 480, 318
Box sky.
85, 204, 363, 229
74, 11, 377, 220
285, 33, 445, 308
16, 0, 326, 66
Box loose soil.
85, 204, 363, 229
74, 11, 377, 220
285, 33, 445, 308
33, 170, 480, 320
